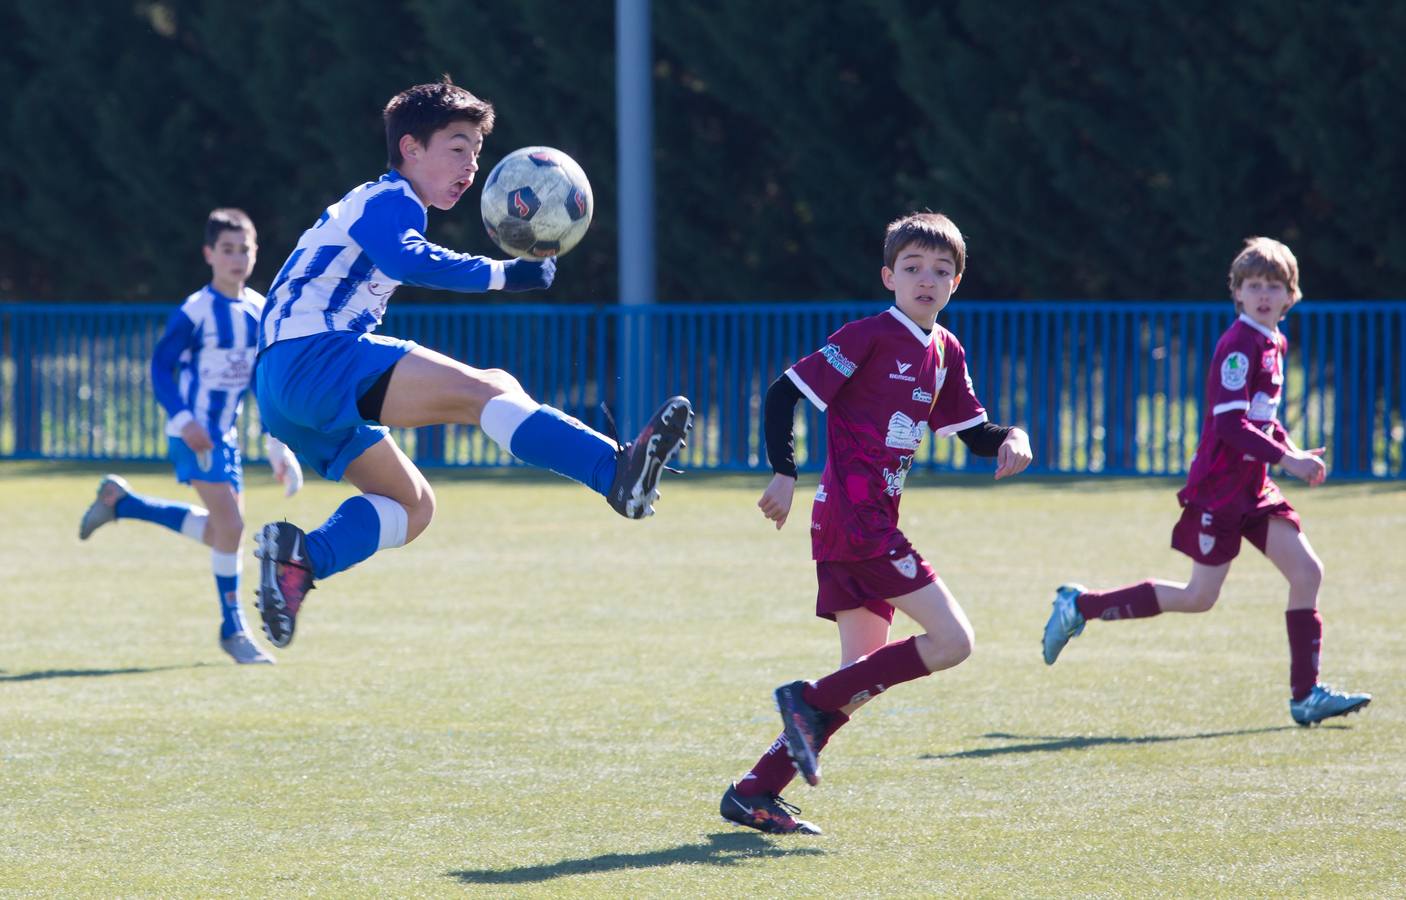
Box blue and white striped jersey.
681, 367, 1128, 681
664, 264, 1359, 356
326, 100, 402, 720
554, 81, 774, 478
152, 284, 264, 442
259, 170, 503, 350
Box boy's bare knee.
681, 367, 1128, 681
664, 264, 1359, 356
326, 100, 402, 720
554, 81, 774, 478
482, 368, 525, 397
405, 485, 437, 542
919, 623, 974, 671
1185, 587, 1220, 613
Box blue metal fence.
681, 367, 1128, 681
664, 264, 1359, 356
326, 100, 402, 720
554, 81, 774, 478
2, 301, 1402, 477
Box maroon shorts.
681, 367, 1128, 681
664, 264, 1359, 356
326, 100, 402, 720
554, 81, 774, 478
815, 542, 937, 624
1171, 498, 1301, 566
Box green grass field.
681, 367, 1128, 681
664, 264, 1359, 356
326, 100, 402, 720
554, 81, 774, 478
2, 462, 1403, 897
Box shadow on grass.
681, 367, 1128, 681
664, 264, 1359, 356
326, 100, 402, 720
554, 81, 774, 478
924, 726, 1309, 759
0, 664, 204, 683
447, 831, 822, 884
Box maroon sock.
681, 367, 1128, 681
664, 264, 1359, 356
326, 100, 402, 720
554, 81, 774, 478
1286, 608, 1323, 702
736, 711, 850, 798
1076, 581, 1161, 621
801, 636, 930, 712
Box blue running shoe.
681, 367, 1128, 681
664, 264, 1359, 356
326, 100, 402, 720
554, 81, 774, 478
1042, 583, 1087, 665
774, 680, 824, 787
78, 474, 130, 540
1290, 683, 1372, 726
720, 782, 821, 835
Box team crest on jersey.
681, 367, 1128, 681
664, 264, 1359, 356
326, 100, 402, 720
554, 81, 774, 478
1221, 352, 1249, 389
890, 553, 919, 579
885, 411, 923, 450
883, 455, 915, 497
821, 343, 856, 377
1198, 533, 1216, 556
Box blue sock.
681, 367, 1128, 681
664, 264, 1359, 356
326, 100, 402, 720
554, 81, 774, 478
509, 406, 618, 495
303, 496, 386, 580
115, 493, 198, 534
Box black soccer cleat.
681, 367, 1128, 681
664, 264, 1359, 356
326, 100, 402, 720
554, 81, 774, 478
253, 521, 315, 648
774, 680, 824, 787
607, 395, 694, 519
720, 782, 822, 835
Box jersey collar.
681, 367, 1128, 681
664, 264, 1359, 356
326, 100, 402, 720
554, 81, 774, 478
385, 169, 428, 212
886, 306, 933, 347
1237, 313, 1281, 340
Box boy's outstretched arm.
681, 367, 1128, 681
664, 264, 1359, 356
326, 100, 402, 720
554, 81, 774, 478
1213, 412, 1324, 486
758, 374, 803, 529
348, 190, 554, 293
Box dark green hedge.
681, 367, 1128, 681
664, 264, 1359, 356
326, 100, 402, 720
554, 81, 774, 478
2, 0, 1401, 302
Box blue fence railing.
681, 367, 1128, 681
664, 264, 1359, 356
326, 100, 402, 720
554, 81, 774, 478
1, 301, 1403, 478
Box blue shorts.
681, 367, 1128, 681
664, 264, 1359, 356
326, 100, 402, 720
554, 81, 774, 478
255, 331, 418, 481
170, 435, 243, 492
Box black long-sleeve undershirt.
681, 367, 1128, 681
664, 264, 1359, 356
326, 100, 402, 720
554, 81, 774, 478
763, 374, 1014, 476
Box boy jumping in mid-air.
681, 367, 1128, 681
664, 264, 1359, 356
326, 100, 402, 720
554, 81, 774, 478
1041, 237, 1371, 727
81, 208, 302, 664
253, 78, 692, 648
720, 213, 1032, 835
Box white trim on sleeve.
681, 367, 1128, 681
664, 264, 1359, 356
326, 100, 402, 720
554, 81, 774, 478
1213, 400, 1251, 415
785, 367, 827, 412
935, 411, 989, 437
166, 409, 195, 436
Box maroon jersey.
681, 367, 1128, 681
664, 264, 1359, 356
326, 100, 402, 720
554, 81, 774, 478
1179, 314, 1293, 515
787, 307, 987, 561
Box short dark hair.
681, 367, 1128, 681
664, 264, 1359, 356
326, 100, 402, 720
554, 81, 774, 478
204, 208, 255, 247
384, 76, 496, 167
883, 212, 966, 275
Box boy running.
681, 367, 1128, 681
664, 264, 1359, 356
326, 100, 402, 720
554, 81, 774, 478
253, 78, 692, 648
80, 208, 301, 664
1041, 237, 1371, 727
720, 213, 1032, 835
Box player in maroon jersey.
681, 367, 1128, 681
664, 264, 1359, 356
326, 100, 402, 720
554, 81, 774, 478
720, 213, 1033, 835
1041, 237, 1371, 727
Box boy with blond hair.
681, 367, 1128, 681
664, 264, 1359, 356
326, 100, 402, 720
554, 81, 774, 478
1041, 237, 1371, 727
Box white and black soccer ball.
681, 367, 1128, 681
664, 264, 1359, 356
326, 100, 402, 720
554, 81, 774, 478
480, 146, 593, 259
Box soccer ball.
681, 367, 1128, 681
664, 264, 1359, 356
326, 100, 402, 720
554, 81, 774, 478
480, 146, 593, 258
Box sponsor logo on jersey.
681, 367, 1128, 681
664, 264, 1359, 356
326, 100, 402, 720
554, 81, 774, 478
890, 553, 918, 579
889, 359, 917, 382
1221, 352, 1249, 389
883, 454, 915, 496
814, 485, 827, 502
821, 343, 856, 377
912, 387, 933, 404
1248, 390, 1280, 421
885, 411, 923, 450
